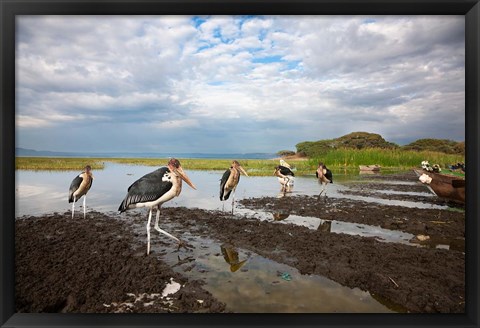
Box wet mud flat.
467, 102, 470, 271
15, 212, 226, 313
160, 206, 465, 313
239, 196, 465, 241
15, 171, 465, 313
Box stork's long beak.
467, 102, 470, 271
238, 166, 249, 177
175, 166, 197, 190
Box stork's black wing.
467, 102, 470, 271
118, 167, 172, 212
279, 165, 294, 176
68, 174, 83, 203
325, 169, 333, 183
220, 169, 231, 200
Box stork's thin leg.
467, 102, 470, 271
231, 188, 236, 214
146, 208, 152, 255
154, 207, 181, 243
83, 195, 86, 219
318, 185, 324, 199
71, 196, 76, 219
154, 207, 160, 230
318, 183, 327, 199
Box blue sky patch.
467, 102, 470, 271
252, 55, 283, 64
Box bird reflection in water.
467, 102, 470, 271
272, 212, 290, 221
220, 244, 248, 272
276, 190, 294, 198
318, 220, 332, 233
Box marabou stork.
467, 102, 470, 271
220, 160, 248, 213
274, 164, 295, 193
68, 165, 94, 219
118, 158, 196, 255
316, 162, 333, 198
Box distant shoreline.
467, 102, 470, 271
15, 147, 277, 160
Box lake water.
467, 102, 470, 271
15, 162, 447, 313
16, 162, 443, 217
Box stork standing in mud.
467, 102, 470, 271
316, 162, 333, 198
274, 161, 295, 193
68, 165, 94, 219
118, 158, 196, 255
220, 160, 248, 213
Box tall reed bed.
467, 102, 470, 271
307, 148, 464, 170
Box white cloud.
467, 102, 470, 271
16, 115, 51, 128
16, 15, 465, 152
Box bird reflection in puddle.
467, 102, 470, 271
318, 220, 332, 233
272, 212, 290, 221
276, 190, 294, 199
271, 211, 332, 233
220, 244, 248, 272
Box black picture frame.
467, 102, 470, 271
1, 1, 478, 327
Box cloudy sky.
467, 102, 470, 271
16, 15, 465, 154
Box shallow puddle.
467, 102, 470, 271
141, 229, 400, 313
218, 207, 456, 250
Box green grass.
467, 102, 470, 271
308, 148, 464, 170
16, 148, 464, 176
15, 157, 106, 171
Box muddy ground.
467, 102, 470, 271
15, 212, 226, 313
15, 171, 465, 313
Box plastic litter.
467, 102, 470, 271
161, 278, 181, 297
277, 271, 292, 281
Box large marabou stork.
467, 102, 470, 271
220, 160, 248, 213
118, 158, 196, 255
274, 164, 295, 193
316, 162, 333, 198
68, 165, 94, 219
